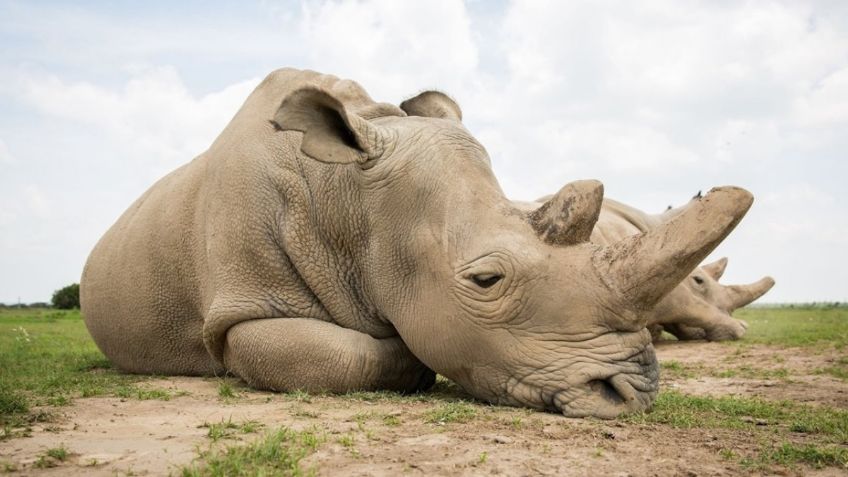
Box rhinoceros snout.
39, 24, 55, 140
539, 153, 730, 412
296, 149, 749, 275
553, 346, 659, 419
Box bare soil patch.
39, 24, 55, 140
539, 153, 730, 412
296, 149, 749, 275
1, 342, 846, 476
657, 341, 848, 408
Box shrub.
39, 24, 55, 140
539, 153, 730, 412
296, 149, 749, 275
51, 284, 80, 310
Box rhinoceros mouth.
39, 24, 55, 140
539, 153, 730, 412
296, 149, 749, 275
550, 346, 659, 419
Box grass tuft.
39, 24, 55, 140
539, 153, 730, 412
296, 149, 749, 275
424, 401, 478, 424
181, 426, 324, 476
217, 380, 238, 399
33, 445, 69, 468
202, 418, 263, 442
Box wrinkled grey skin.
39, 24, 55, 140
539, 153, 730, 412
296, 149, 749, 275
82, 68, 752, 418
518, 197, 775, 341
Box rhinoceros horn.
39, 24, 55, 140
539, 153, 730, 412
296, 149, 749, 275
726, 277, 776, 309
528, 180, 604, 246
595, 187, 754, 309
702, 257, 728, 280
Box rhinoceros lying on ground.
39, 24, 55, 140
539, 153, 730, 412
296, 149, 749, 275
81, 68, 752, 418
515, 196, 775, 341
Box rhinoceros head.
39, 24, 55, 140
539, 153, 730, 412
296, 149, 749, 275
659, 258, 775, 340
274, 86, 753, 418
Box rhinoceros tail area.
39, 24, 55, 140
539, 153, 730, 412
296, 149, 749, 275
80, 161, 225, 377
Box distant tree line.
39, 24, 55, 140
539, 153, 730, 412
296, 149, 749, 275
747, 302, 846, 309
0, 302, 51, 309
0, 283, 80, 309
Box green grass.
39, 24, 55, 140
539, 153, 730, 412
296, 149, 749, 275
734, 307, 848, 348
382, 414, 400, 426
814, 357, 848, 381
626, 390, 848, 441
33, 445, 69, 469
0, 308, 168, 431
713, 366, 790, 380
180, 426, 324, 477
46, 446, 68, 461
660, 360, 697, 379
752, 442, 848, 469
424, 401, 478, 424
202, 418, 263, 442
217, 379, 239, 399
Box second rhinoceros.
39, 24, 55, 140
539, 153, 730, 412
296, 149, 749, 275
81, 68, 752, 418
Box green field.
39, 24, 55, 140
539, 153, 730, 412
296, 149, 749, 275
735, 306, 848, 348
0, 308, 159, 435
1, 306, 847, 473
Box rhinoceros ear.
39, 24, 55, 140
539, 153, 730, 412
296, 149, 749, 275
528, 180, 604, 246
702, 257, 728, 280
400, 91, 463, 122
274, 86, 400, 164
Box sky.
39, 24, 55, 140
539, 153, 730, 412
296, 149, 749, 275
1, 0, 846, 304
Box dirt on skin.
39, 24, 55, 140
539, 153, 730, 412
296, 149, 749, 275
1, 343, 846, 477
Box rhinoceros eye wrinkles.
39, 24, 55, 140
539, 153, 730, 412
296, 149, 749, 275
472, 273, 503, 289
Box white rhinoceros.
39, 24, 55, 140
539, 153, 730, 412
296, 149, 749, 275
81, 68, 753, 418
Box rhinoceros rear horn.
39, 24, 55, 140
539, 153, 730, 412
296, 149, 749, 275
400, 91, 463, 122
274, 86, 402, 165
528, 180, 604, 246
595, 186, 754, 309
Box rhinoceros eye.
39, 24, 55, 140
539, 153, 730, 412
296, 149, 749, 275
692, 276, 704, 285
472, 273, 503, 289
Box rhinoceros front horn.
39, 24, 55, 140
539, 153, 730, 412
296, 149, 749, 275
528, 180, 604, 246
595, 186, 754, 309
726, 276, 776, 309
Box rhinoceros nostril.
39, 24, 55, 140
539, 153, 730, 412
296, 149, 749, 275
587, 378, 625, 405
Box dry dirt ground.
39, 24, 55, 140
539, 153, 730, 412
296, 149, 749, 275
1, 342, 846, 476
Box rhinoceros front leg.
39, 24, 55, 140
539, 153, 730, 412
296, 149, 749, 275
223, 318, 435, 394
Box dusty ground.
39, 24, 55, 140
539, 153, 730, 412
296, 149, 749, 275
1, 342, 846, 476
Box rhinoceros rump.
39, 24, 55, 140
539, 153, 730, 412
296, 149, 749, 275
81, 68, 752, 418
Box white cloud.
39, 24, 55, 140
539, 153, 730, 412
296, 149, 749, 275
537, 120, 699, 173
795, 67, 848, 127
298, 0, 478, 100
0, 137, 14, 165
22, 185, 50, 219
16, 67, 259, 180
